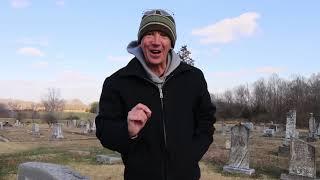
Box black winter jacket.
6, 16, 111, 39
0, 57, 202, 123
96, 58, 216, 180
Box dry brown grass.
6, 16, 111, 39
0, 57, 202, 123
1, 122, 319, 179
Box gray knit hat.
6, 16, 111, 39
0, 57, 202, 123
138, 9, 176, 47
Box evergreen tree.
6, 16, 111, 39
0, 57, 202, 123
178, 45, 194, 66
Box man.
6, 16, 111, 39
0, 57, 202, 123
96, 9, 216, 180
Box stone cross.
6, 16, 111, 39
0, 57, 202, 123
0, 122, 3, 130
280, 138, 317, 179
223, 124, 255, 175
52, 123, 64, 139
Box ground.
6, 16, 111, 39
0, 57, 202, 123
0, 121, 319, 180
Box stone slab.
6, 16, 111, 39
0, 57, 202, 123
280, 173, 319, 180
17, 162, 89, 180
96, 155, 122, 165
223, 165, 255, 175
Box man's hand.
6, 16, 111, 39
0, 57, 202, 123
127, 103, 152, 138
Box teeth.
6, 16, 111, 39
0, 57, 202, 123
151, 50, 161, 53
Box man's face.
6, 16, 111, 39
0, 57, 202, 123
140, 31, 171, 67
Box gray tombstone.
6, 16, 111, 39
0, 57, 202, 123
0, 122, 3, 130
14, 120, 21, 127
308, 113, 318, 141
263, 128, 275, 137
31, 123, 40, 136
279, 110, 298, 156
280, 138, 317, 179
225, 139, 231, 150
17, 162, 89, 180
96, 154, 122, 165
243, 122, 253, 130
52, 123, 64, 139
72, 119, 77, 128
90, 120, 96, 132
83, 123, 90, 134
223, 124, 255, 175
284, 110, 298, 146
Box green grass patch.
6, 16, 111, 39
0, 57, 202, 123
0, 146, 114, 178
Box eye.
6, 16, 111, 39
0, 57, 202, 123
159, 32, 168, 37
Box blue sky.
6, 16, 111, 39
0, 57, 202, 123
1, 0, 319, 104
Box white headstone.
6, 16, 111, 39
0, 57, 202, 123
32, 123, 40, 136
0, 122, 3, 130
72, 120, 77, 128
284, 110, 297, 146
225, 139, 231, 149
223, 124, 255, 175
91, 120, 96, 131
84, 123, 90, 134
52, 123, 64, 139
15, 120, 20, 127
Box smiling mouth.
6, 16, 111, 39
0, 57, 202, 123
150, 50, 161, 54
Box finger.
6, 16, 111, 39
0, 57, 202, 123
134, 103, 152, 118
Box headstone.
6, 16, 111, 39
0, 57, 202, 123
243, 122, 253, 130
15, 120, 20, 127
284, 110, 298, 146
279, 110, 298, 156
52, 123, 64, 139
83, 123, 90, 134
223, 124, 255, 175
17, 162, 89, 180
96, 154, 122, 165
31, 123, 40, 136
263, 129, 275, 137
269, 124, 278, 132
308, 113, 318, 142
90, 120, 96, 132
0, 122, 3, 130
72, 119, 77, 128
225, 139, 231, 149
280, 138, 317, 179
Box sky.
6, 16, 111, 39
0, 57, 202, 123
1, 0, 319, 104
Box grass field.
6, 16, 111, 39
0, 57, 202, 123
0, 122, 319, 179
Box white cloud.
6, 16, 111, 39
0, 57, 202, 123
55, 0, 65, 6
17, 37, 49, 46
107, 55, 133, 62
17, 47, 45, 57
192, 12, 260, 44
31, 61, 49, 68
256, 66, 284, 74
10, 0, 30, 8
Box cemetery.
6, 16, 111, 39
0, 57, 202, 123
0, 111, 320, 179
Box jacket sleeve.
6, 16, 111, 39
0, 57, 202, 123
95, 78, 130, 154
192, 71, 216, 162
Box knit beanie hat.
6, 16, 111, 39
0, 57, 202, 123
138, 9, 176, 48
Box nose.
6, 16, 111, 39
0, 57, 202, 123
151, 32, 161, 45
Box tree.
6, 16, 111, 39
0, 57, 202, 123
89, 101, 99, 114
178, 45, 194, 66
42, 88, 65, 112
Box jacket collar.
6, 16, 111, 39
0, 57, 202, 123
120, 57, 193, 80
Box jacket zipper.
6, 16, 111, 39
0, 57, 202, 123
143, 75, 173, 180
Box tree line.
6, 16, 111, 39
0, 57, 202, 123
211, 73, 320, 127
